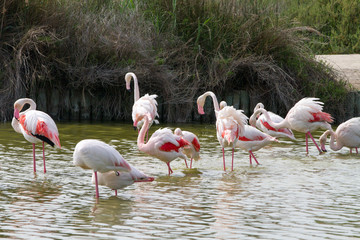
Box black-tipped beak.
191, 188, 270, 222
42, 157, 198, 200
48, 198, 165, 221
127, 89, 131, 92
133, 126, 137, 131
321, 149, 327, 152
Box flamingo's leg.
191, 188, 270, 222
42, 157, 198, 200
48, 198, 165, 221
114, 189, 118, 196
305, 133, 309, 154
231, 148, 234, 171
250, 150, 260, 165
184, 159, 188, 168
249, 153, 252, 165
350, 148, 353, 154
307, 131, 322, 153
94, 171, 100, 198
190, 158, 193, 169
222, 148, 226, 171
32, 143, 36, 173
356, 148, 359, 154
167, 162, 173, 175
42, 142, 46, 173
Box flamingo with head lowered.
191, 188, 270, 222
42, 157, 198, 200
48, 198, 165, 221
253, 103, 295, 140
92, 163, 154, 197
174, 128, 200, 168
197, 91, 247, 171
319, 117, 360, 154
125, 72, 159, 140
249, 98, 333, 154
137, 114, 190, 175
11, 98, 61, 173
219, 101, 278, 166
73, 139, 134, 198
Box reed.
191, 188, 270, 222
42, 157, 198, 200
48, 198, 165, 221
0, 0, 352, 122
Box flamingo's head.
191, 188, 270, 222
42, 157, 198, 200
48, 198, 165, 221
197, 96, 206, 114
174, 128, 183, 136
319, 131, 329, 152
219, 101, 227, 110
130, 167, 155, 183
125, 72, 135, 90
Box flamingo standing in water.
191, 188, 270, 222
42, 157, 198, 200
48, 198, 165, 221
236, 125, 278, 165
125, 72, 159, 140
174, 128, 200, 168
249, 98, 333, 154
73, 139, 133, 198
319, 117, 360, 154
219, 101, 278, 166
92, 163, 154, 197
252, 103, 295, 140
137, 114, 190, 175
11, 98, 61, 173
197, 91, 247, 171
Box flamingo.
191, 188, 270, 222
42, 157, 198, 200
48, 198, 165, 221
253, 103, 295, 140
137, 114, 190, 175
319, 117, 360, 154
92, 163, 154, 197
125, 72, 159, 140
11, 98, 61, 173
236, 125, 278, 165
174, 128, 200, 168
73, 139, 133, 198
197, 91, 247, 171
249, 97, 333, 154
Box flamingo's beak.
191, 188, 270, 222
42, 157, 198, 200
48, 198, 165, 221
14, 109, 20, 120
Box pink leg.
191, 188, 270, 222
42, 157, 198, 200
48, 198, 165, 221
184, 159, 188, 168
249, 154, 252, 165
32, 143, 36, 173
42, 142, 46, 173
231, 148, 234, 171
190, 158, 193, 169
222, 148, 226, 171
357, 148, 359, 154
94, 171, 99, 198
114, 189, 118, 196
250, 151, 260, 165
166, 162, 173, 175
307, 131, 322, 153
350, 148, 353, 154
305, 133, 309, 154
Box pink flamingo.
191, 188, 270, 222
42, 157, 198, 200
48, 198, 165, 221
11, 98, 61, 173
236, 125, 278, 165
125, 72, 159, 140
92, 163, 154, 197
73, 139, 134, 198
197, 91, 247, 171
174, 128, 200, 168
253, 103, 295, 140
319, 117, 360, 154
250, 98, 333, 154
137, 114, 190, 175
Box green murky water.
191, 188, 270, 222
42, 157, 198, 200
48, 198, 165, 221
1, 122, 360, 239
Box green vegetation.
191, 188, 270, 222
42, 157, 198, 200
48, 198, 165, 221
0, 0, 355, 122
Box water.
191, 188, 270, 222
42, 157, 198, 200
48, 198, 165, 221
1, 122, 360, 239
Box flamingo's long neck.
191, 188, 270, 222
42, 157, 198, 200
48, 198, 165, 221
198, 91, 220, 114
137, 115, 150, 150
253, 108, 288, 129
132, 74, 140, 102
327, 131, 343, 151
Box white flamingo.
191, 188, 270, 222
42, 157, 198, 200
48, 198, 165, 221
197, 91, 247, 171
11, 98, 61, 173
125, 72, 159, 140
319, 117, 360, 154
174, 128, 200, 168
250, 98, 333, 154
252, 103, 295, 140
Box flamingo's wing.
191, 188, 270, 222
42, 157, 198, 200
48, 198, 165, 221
19, 110, 61, 147
73, 139, 131, 173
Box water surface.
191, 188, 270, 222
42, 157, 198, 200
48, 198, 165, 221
1, 122, 360, 239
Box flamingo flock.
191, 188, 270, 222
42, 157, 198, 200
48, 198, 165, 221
10, 72, 360, 198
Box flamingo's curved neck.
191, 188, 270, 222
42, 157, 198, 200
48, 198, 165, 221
137, 115, 150, 149
200, 91, 220, 112
131, 74, 140, 102
253, 108, 288, 129
327, 131, 343, 151
15, 98, 36, 119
